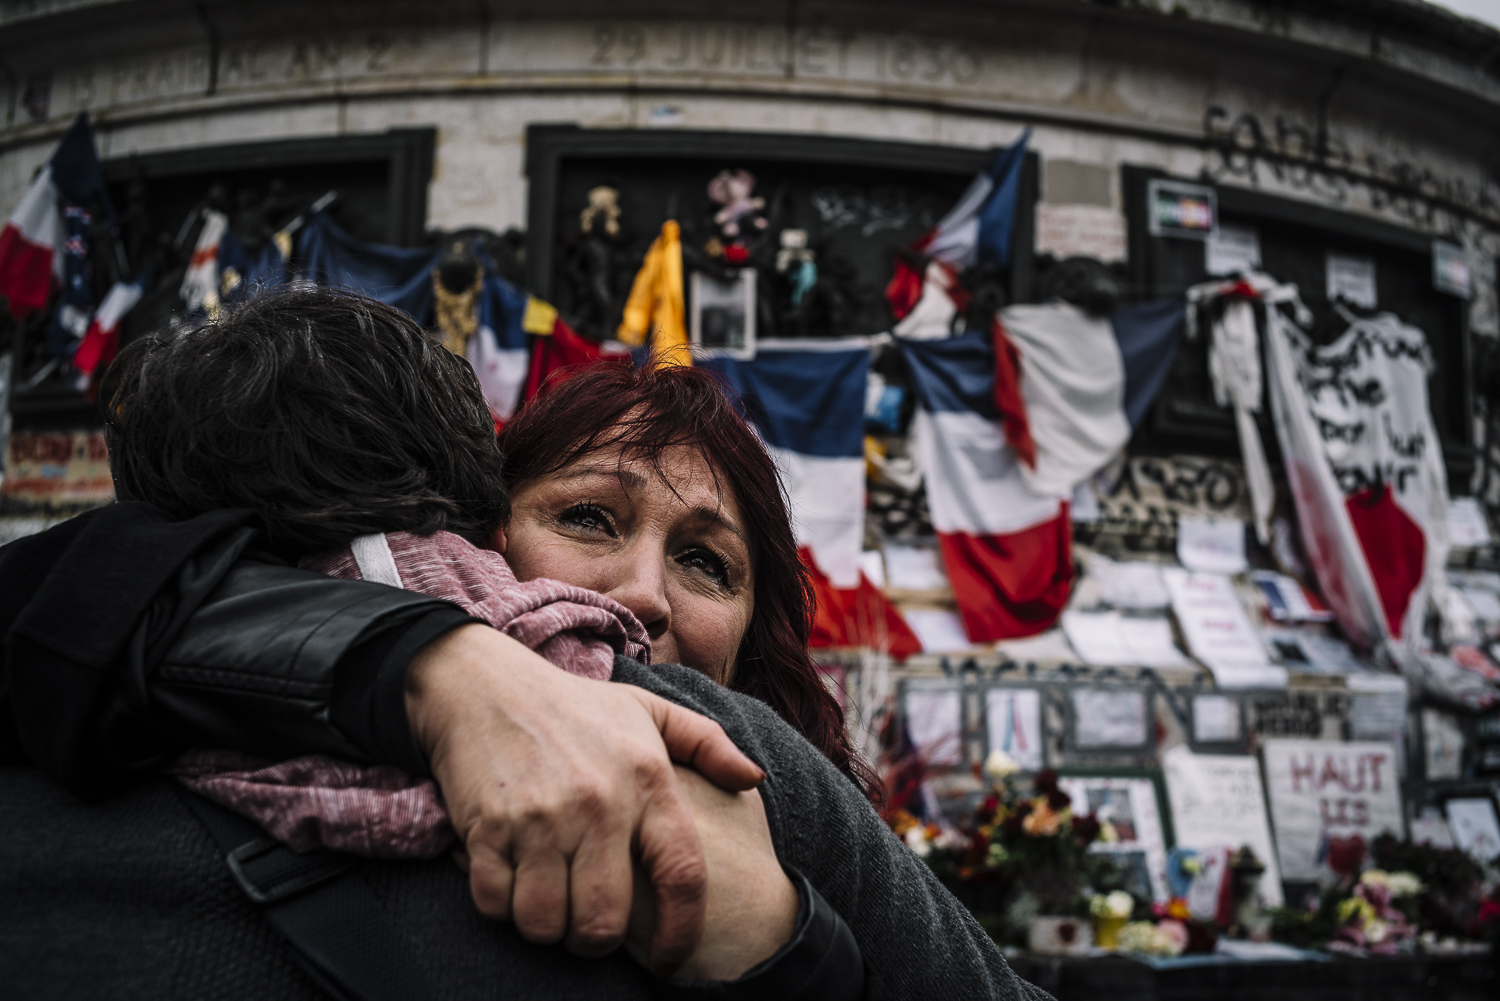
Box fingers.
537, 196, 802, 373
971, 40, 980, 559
635, 784, 709, 969
564, 822, 636, 957
632, 688, 765, 793
511, 847, 570, 944
466, 839, 515, 920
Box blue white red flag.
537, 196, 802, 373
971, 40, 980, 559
922, 129, 1030, 270
900, 330, 1074, 641
704, 342, 869, 588
470, 272, 531, 420
0, 113, 109, 320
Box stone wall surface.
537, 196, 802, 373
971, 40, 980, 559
0, 0, 1494, 329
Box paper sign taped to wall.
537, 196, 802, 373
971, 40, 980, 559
1176, 516, 1248, 575
904, 683, 963, 766
1162, 746, 1282, 905
1261, 739, 1403, 881
1445, 798, 1500, 862
1205, 224, 1261, 277
1326, 251, 1378, 308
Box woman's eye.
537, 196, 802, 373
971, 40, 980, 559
559, 503, 615, 536
677, 547, 730, 587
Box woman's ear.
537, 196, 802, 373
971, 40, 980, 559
490, 526, 508, 555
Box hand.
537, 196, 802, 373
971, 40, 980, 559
625, 767, 799, 981
405, 624, 765, 970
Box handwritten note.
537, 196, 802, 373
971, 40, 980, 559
1163, 568, 1286, 689
1162, 746, 1282, 905
1176, 516, 1248, 575
1261, 739, 1403, 881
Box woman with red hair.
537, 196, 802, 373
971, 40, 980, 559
497, 361, 872, 794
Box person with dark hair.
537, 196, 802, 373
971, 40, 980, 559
0, 286, 1051, 1000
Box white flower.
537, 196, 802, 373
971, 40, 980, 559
1387, 872, 1424, 898
1359, 869, 1391, 890
1365, 919, 1390, 945
984, 749, 1022, 782
904, 827, 932, 858
1091, 890, 1135, 918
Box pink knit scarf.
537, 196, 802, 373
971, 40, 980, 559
174, 530, 650, 858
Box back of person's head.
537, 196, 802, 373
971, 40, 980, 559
498, 363, 879, 799
105, 284, 508, 555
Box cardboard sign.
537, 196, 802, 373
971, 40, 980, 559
1162, 746, 1283, 906
1261, 739, 1403, 881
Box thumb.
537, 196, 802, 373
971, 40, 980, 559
626, 687, 764, 792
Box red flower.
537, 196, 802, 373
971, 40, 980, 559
1478, 899, 1500, 925
1326, 835, 1366, 878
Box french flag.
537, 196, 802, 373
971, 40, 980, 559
72, 279, 144, 379
0, 113, 109, 319
900, 330, 1074, 642
922, 128, 1030, 271
468, 272, 532, 421
704, 342, 870, 588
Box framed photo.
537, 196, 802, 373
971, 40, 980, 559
1066, 686, 1152, 754
1057, 769, 1173, 902
690, 269, 756, 359
983, 686, 1045, 772
1189, 692, 1247, 751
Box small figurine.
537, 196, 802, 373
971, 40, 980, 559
707, 169, 768, 240
579, 186, 621, 239
774, 229, 817, 308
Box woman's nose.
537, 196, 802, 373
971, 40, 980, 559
604, 550, 671, 638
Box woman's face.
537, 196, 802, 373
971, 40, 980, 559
495, 443, 755, 685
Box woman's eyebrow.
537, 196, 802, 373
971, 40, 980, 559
690, 506, 748, 547
556, 466, 646, 489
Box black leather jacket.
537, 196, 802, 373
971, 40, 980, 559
0, 503, 469, 798
0, 503, 877, 1001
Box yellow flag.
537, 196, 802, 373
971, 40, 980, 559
617, 220, 690, 368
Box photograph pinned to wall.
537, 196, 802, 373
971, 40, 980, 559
1445, 797, 1500, 863
690, 269, 756, 359
1422, 709, 1465, 782
985, 687, 1045, 772
1190, 694, 1243, 746
1261, 739, 1403, 881
1058, 773, 1171, 901
1069, 687, 1150, 751
902, 679, 964, 767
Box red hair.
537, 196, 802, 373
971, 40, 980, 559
498, 362, 877, 798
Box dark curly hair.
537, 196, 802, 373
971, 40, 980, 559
104, 284, 509, 554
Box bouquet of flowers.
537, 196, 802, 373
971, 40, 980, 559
1327, 870, 1423, 955
887, 750, 1131, 943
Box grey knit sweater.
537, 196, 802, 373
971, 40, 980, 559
0, 657, 1050, 1001
614, 656, 1051, 1001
